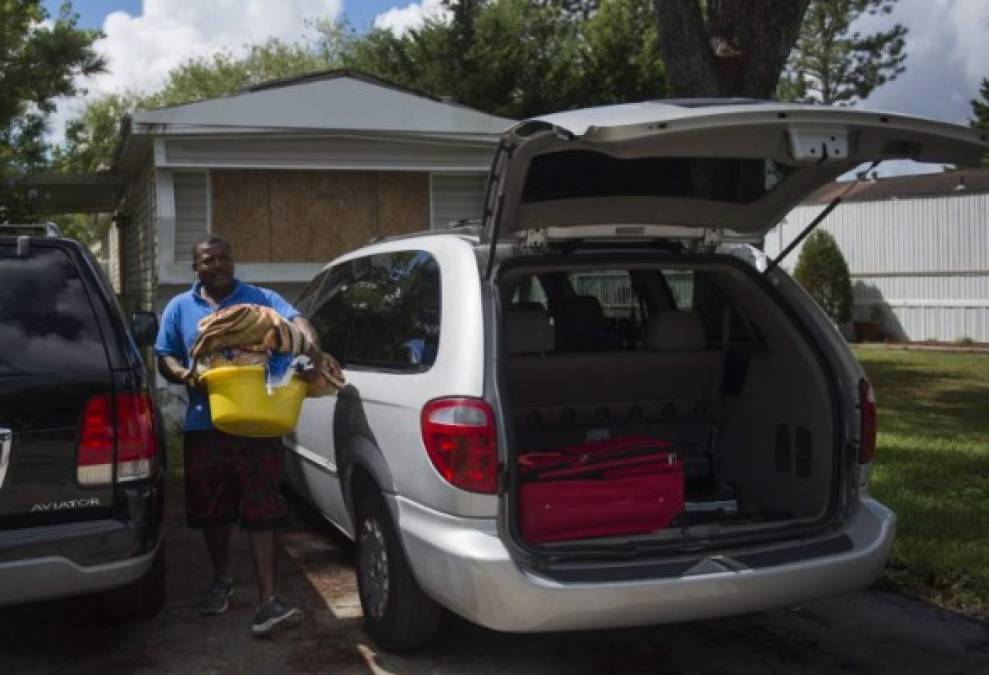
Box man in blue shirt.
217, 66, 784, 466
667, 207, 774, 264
155, 235, 320, 636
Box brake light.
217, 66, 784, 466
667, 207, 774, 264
421, 398, 498, 494
77, 391, 158, 486
858, 378, 877, 464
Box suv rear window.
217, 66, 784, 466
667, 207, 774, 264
0, 245, 108, 376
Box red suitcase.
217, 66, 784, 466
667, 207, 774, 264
518, 435, 685, 544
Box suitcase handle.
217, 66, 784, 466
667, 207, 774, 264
519, 441, 677, 481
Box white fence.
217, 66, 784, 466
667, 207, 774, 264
766, 192, 989, 342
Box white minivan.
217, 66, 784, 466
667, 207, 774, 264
284, 100, 988, 651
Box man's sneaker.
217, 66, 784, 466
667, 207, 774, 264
251, 597, 303, 636
200, 576, 234, 616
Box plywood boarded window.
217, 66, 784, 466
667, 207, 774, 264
210, 170, 429, 263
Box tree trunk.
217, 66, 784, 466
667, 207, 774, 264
653, 0, 810, 99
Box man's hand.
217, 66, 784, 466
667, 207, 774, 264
292, 315, 324, 368
157, 354, 204, 391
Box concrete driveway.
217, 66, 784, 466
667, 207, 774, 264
1, 481, 986, 675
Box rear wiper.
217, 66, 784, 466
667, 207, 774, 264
765, 159, 880, 274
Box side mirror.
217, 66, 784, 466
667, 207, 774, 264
131, 311, 159, 347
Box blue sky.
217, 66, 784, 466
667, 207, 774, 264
44, 0, 402, 32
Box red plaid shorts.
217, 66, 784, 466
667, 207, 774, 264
183, 430, 288, 530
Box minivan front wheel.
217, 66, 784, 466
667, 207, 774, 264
355, 490, 441, 651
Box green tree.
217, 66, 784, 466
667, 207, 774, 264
793, 230, 853, 324
336, 0, 663, 118
52, 92, 140, 172
332, 1, 584, 118
779, 0, 907, 105
579, 0, 666, 105
143, 38, 334, 109
0, 0, 104, 221
970, 78, 989, 166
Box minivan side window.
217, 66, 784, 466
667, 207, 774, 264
309, 250, 441, 372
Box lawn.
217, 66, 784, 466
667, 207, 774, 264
853, 347, 989, 619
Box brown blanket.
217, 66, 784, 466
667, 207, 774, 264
191, 303, 345, 397
191, 304, 308, 361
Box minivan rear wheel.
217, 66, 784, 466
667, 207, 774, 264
355, 490, 441, 651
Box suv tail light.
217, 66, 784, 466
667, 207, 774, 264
858, 378, 877, 464
78, 391, 158, 486
421, 398, 498, 494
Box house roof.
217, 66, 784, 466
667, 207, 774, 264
130, 69, 514, 137
803, 167, 989, 205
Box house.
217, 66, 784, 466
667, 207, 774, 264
766, 168, 989, 343
102, 70, 512, 314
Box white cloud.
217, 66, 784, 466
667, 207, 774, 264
50, 0, 342, 141
373, 0, 449, 37
854, 0, 989, 124
848, 0, 989, 176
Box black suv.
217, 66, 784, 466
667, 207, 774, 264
0, 224, 165, 619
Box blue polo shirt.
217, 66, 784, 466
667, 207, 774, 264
155, 279, 300, 431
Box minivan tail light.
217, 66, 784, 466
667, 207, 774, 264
77, 392, 158, 486
858, 378, 877, 464
421, 398, 498, 494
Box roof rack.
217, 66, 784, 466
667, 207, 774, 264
0, 222, 63, 238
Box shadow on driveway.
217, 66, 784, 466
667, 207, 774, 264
2, 474, 987, 674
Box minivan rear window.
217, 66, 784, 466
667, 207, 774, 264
521, 150, 791, 204
0, 246, 108, 376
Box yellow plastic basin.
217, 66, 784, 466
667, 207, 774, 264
201, 365, 305, 437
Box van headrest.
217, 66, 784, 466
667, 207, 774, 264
645, 311, 707, 351
505, 309, 555, 355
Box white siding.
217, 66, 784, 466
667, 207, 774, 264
120, 163, 156, 312
430, 173, 487, 228
173, 171, 209, 264
163, 136, 495, 172
768, 192, 989, 342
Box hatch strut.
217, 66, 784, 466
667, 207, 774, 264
484, 138, 513, 280
765, 160, 880, 274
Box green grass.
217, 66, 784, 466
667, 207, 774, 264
853, 347, 989, 618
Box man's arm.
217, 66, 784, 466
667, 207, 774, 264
154, 300, 200, 389
291, 316, 320, 359
157, 354, 198, 388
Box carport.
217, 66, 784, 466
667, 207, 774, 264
17, 172, 130, 296
21, 172, 128, 214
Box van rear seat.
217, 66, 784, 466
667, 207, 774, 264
505, 309, 722, 473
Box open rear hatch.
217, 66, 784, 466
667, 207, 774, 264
482, 100, 988, 262
488, 101, 987, 561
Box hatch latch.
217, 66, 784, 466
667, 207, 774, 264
516, 228, 549, 253
701, 227, 722, 251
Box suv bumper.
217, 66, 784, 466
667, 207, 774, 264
0, 535, 162, 607
0, 477, 164, 608
392, 495, 896, 633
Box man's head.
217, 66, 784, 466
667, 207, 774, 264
192, 235, 235, 297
